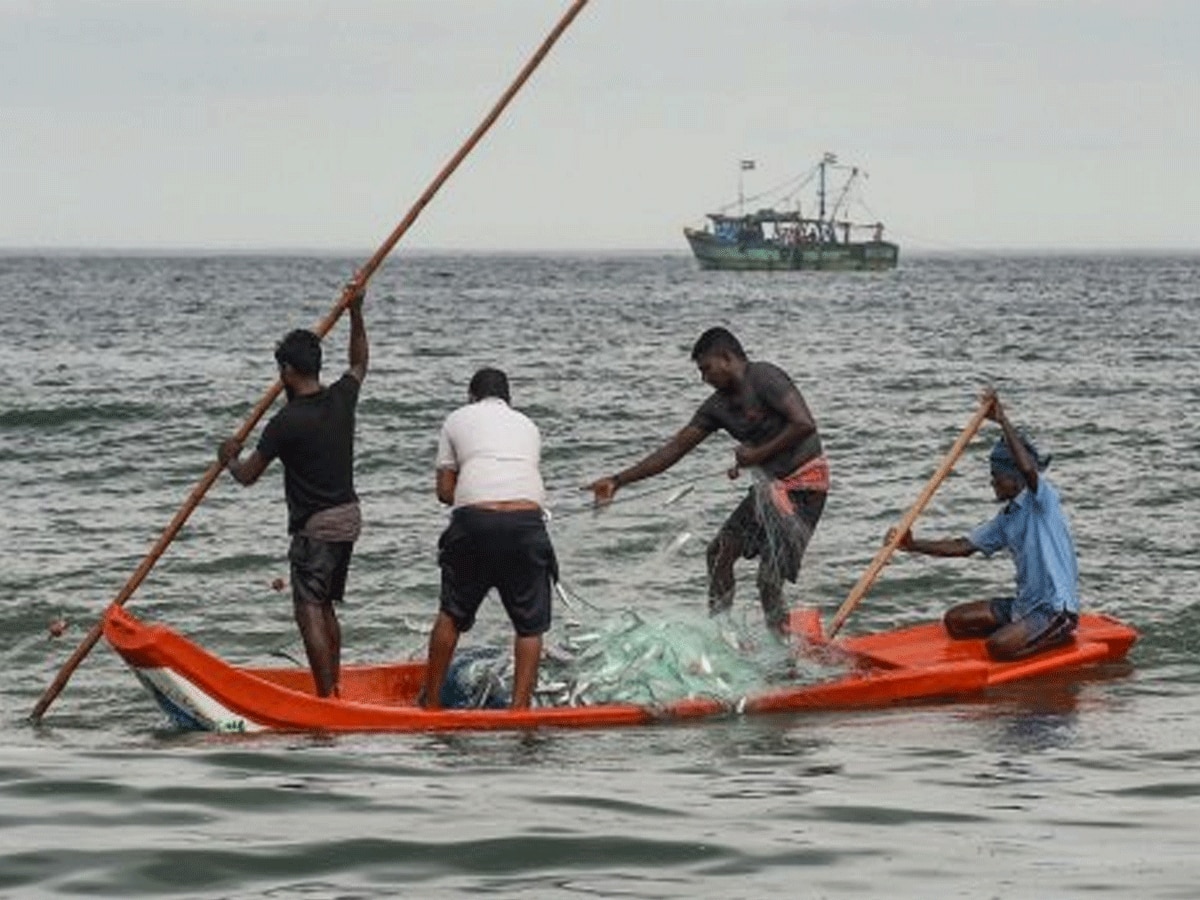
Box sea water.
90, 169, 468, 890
2, 251, 1198, 898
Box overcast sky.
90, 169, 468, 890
3, 1, 1197, 253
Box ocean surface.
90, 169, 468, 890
2, 250, 1198, 898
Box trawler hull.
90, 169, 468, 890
685, 228, 899, 271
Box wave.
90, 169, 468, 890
0, 402, 159, 430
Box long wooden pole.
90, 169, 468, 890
825, 397, 992, 639
30, 0, 592, 723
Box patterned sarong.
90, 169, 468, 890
768, 454, 831, 516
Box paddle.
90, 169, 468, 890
29, 0, 593, 723
825, 395, 992, 639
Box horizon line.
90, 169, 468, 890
2, 245, 1199, 258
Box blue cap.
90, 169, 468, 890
990, 433, 1050, 482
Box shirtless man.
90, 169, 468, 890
589, 327, 827, 632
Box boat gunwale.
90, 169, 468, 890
102, 605, 1138, 734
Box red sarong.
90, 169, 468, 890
769, 454, 830, 516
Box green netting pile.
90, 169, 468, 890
538, 608, 844, 708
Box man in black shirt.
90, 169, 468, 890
588, 327, 827, 632
218, 286, 368, 697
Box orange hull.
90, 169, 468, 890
102, 604, 1138, 733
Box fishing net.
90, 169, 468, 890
439, 471, 837, 710
754, 474, 818, 579
440, 605, 847, 710
540, 608, 843, 708
705, 472, 824, 633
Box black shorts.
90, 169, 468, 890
438, 507, 557, 637
288, 534, 354, 607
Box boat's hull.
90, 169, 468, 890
102, 604, 1137, 733
684, 228, 899, 271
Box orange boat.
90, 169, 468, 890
102, 604, 1138, 733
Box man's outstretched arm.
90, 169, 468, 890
888, 527, 977, 558
587, 424, 709, 505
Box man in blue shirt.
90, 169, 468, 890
889, 389, 1080, 660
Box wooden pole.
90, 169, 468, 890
30, 0, 592, 723
825, 397, 992, 639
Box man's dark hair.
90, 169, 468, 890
274, 329, 322, 377
468, 367, 510, 403
691, 326, 747, 362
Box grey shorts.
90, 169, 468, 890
288, 534, 354, 607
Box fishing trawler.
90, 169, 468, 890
684, 153, 900, 271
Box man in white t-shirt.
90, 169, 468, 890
422, 368, 557, 709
